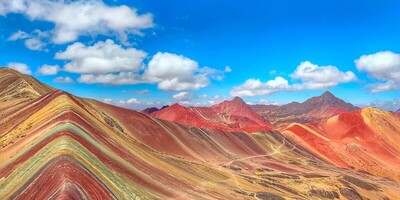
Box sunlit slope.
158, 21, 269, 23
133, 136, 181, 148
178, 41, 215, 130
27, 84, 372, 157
283, 107, 400, 182
0, 68, 54, 104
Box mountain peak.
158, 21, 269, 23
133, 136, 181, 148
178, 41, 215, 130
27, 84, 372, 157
321, 91, 335, 98
305, 91, 358, 111
231, 96, 245, 103
309, 91, 339, 102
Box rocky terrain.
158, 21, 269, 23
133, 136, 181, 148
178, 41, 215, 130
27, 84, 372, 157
1, 68, 400, 199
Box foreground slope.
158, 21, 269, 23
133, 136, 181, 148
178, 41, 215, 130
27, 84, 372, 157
150, 97, 274, 132
252, 91, 358, 126
1, 69, 400, 199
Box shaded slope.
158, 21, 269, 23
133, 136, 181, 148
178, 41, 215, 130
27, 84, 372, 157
252, 91, 359, 126
141, 107, 160, 114
150, 97, 274, 132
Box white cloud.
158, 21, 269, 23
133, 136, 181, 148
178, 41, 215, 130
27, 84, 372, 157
7, 62, 31, 75
38, 64, 59, 75
24, 38, 45, 51
64, 49, 224, 91
368, 81, 399, 93
103, 98, 113, 104
231, 61, 356, 97
8, 30, 30, 41
8, 29, 48, 51
56, 40, 147, 74
172, 92, 193, 101
144, 52, 210, 91
225, 66, 232, 72
355, 51, 400, 92
106, 98, 165, 110
231, 76, 290, 97
290, 61, 356, 90
0, 0, 153, 44
198, 66, 230, 81
77, 72, 143, 85
53, 76, 74, 83
126, 98, 140, 105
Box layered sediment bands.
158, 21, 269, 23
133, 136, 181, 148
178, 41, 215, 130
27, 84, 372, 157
1, 70, 400, 199
283, 107, 400, 182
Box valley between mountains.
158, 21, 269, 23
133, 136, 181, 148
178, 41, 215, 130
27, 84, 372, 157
1, 68, 400, 200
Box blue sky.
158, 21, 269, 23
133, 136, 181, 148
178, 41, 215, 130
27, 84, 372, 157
0, 0, 399, 110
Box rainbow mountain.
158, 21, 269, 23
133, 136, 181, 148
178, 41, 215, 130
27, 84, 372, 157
1, 68, 400, 200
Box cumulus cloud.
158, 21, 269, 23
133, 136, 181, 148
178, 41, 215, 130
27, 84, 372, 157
126, 98, 140, 105
0, 0, 153, 44
77, 72, 143, 85
56, 40, 147, 74
231, 61, 356, 97
231, 77, 290, 97
7, 62, 31, 75
367, 81, 399, 93
198, 66, 231, 81
56, 45, 225, 91
53, 76, 74, 83
37, 64, 59, 75
144, 52, 210, 91
291, 61, 356, 90
172, 92, 193, 101
355, 51, 400, 92
24, 38, 46, 51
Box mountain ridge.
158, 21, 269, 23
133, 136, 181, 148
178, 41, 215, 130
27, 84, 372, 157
1, 68, 400, 199
150, 96, 274, 132
251, 91, 359, 126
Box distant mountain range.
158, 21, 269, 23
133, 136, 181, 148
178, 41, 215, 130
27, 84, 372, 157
149, 96, 274, 132
2, 68, 400, 199
251, 91, 359, 126
148, 91, 359, 129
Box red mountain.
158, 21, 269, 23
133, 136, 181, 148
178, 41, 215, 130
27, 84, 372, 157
2, 68, 400, 199
251, 91, 359, 126
283, 107, 400, 181
150, 96, 274, 132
